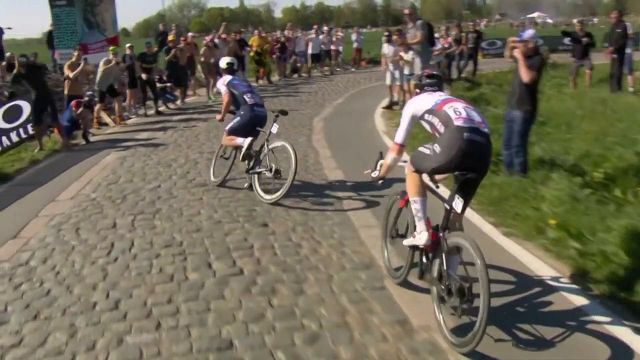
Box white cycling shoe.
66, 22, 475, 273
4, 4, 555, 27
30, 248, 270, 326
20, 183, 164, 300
402, 231, 430, 247
239, 137, 254, 162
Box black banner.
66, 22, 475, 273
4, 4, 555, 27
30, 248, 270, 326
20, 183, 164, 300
480, 38, 506, 58
539, 36, 574, 52
0, 99, 35, 153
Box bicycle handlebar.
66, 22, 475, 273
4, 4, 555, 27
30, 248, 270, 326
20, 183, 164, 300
365, 151, 440, 189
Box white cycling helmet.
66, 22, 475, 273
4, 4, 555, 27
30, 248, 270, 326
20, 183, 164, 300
219, 56, 238, 72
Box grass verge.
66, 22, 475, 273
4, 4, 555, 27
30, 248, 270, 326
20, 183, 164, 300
384, 61, 640, 314
0, 137, 60, 184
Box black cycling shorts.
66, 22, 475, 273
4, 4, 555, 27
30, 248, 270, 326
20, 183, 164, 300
127, 75, 139, 90
410, 127, 492, 205
224, 106, 268, 139
98, 85, 120, 104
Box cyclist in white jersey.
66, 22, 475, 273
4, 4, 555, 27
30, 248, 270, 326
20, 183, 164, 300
373, 71, 492, 247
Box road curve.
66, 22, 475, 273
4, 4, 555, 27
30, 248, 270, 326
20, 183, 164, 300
319, 82, 640, 359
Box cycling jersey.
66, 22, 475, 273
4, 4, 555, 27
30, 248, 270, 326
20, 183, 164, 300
216, 75, 264, 110
394, 91, 489, 146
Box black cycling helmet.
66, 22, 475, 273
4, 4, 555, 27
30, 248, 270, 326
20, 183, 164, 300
415, 70, 444, 94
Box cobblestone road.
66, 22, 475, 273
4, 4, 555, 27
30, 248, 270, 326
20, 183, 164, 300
0, 71, 447, 359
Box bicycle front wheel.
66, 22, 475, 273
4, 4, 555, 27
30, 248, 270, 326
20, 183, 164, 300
381, 191, 416, 284
251, 140, 297, 204
430, 233, 490, 354
210, 145, 237, 186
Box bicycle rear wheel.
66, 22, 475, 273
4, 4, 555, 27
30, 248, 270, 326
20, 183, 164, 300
210, 145, 237, 186
431, 233, 490, 354
251, 140, 297, 204
381, 192, 416, 284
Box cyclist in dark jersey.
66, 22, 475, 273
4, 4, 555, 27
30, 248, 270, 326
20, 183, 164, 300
373, 71, 492, 247
215, 56, 268, 162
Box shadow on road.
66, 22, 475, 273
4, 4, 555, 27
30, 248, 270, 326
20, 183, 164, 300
275, 178, 402, 212
396, 262, 636, 359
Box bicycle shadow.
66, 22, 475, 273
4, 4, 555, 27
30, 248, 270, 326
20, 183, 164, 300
274, 178, 403, 212
398, 263, 638, 359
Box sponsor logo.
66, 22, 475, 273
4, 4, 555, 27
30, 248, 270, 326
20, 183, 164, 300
0, 100, 35, 152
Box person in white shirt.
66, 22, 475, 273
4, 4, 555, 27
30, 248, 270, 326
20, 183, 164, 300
289, 29, 308, 77
320, 26, 334, 75
399, 41, 417, 101
351, 27, 364, 70
307, 28, 322, 77
331, 28, 345, 71
381, 30, 402, 109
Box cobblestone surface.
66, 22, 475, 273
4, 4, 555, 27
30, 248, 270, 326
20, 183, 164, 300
0, 71, 447, 359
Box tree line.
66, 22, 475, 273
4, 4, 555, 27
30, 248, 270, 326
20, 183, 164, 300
131, 0, 640, 39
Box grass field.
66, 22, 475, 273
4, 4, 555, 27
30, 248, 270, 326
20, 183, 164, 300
389, 61, 640, 314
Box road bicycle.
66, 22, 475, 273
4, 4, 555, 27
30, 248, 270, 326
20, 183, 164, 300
368, 152, 490, 354
210, 109, 297, 204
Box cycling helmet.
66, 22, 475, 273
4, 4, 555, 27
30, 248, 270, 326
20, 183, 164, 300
415, 70, 444, 93
219, 56, 238, 72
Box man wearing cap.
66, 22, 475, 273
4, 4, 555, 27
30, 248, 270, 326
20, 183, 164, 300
59, 96, 95, 147
502, 29, 545, 176
164, 35, 189, 105
404, 5, 435, 72
94, 46, 125, 127
137, 41, 163, 116
123, 43, 139, 117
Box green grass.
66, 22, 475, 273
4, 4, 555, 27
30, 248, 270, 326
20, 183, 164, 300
0, 137, 60, 183
389, 61, 640, 314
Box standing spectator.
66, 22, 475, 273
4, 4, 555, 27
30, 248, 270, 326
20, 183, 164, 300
63, 47, 92, 106
46, 24, 58, 73
380, 30, 402, 110
249, 29, 270, 84
156, 23, 169, 52
351, 27, 363, 70
228, 30, 248, 79
185, 33, 200, 97
290, 29, 307, 77
399, 41, 416, 100
435, 26, 454, 81
307, 29, 322, 77
606, 10, 628, 93
452, 23, 464, 79
11, 54, 59, 152
201, 36, 218, 102
137, 41, 163, 116
460, 21, 483, 78
503, 30, 545, 176
122, 43, 139, 117
403, 6, 435, 72
332, 28, 344, 71
562, 20, 595, 89
274, 35, 288, 80
164, 35, 189, 104
320, 27, 334, 75
624, 22, 635, 93
94, 47, 125, 128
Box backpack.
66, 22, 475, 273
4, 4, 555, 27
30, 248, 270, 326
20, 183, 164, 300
425, 21, 436, 48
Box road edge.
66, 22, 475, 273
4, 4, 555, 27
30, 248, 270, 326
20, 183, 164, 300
372, 96, 640, 354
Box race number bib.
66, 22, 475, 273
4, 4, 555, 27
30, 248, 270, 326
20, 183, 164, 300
243, 93, 257, 105
442, 102, 488, 131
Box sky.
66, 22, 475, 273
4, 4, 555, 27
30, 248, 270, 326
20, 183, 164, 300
0, 0, 343, 39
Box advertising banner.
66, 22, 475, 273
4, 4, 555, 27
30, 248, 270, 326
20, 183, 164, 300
539, 36, 574, 52
0, 99, 34, 153
49, 0, 119, 63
